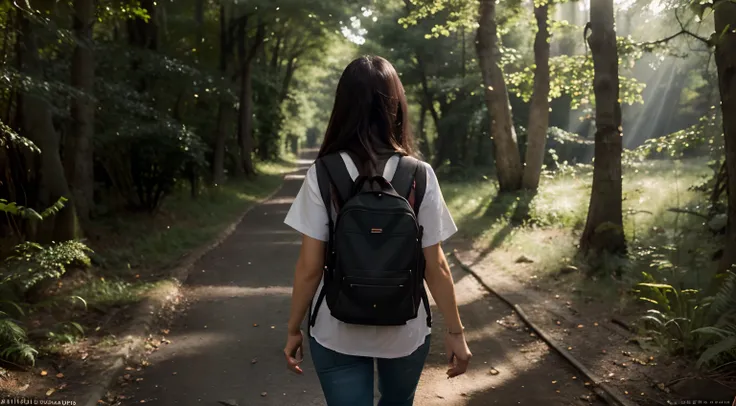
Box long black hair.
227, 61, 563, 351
317, 55, 416, 174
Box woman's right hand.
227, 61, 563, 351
444, 331, 472, 378
284, 330, 304, 375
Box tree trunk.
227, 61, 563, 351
213, 103, 231, 185
522, 3, 551, 190
194, 0, 204, 46
235, 20, 264, 177
279, 56, 297, 103
128, 0, 157, 50
579, 0, 626, 255
476, 0, 523, 192
417, 103, 431, 159
238, 61, 256, 176
715, 0, 736, 274
65, 0, 95, 224
19, 14, 76, 242
212, 4, 231, 184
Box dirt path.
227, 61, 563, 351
115, 152, 605, 406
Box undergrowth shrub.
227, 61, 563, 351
0, 198, 92, 366
637, 270, 736, 369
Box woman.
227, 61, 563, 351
282, 55, 471, 406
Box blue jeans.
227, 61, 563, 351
309, 335, 431, 406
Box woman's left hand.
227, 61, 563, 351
284, 330, 304, 374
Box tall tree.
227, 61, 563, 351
521, 1, 551, 190
579, 0, 626, 255
235, 17, 265, 177
476, 0, 523, 192
715, 0, 736, 273
18, 12, 76, 242
65, 0, 95, 225
212, 3, 234, 185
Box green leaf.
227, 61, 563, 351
638, 283, 676, 290
696, 336, 736, 369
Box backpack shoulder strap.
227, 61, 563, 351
316, 153, 354, 209
393, 155, 427, 213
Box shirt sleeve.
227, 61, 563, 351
417, 162, 458, 248
283, 165, 329, 241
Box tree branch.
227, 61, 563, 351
641, 8, 711, 47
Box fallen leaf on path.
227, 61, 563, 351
253, 323, 259, 327
160, 329, 170, 335
555, 390, 560, 394
489, 368, 499, 375
577, 324, 584, 328
40, 370, 48, 376
261, 392, 268, 397
572, 376, 577, 380
46, 388, 55, 396
551, 381, 557, 384
251, 358, 258, 364
57, 383, 67, 390
56, 373, 64, 378
594, 322, 599, 326
218, 400, 239, 406
172, 372, 177, 375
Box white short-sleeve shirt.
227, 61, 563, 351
284, 152, 457, 358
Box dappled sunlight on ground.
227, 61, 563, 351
187, 285, 292, 301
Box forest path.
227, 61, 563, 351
117, 150, 604, 406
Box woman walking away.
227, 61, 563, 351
282, 55, 471, 406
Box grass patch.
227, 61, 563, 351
441, 158, 716, 286
89, 158, 295, 273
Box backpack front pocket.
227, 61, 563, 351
328, 270, 417, 326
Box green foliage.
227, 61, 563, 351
0, 315, 37, 366
2, 241, 92, 293
623, 110, 722, 165
0, 118, 39, 153
636, 269, 736, 369
507, 51, 646, 113
47, 321, 85, 345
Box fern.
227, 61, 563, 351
0, 197, 67, 221
0, 318, 36, 366
711, 271, 736, 316
696, 336, 736, 369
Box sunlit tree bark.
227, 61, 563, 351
522, 2, 551, 190
476, 0, 523, 192
579, 0, 626, 255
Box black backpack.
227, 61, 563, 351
309, 152, 432, 328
